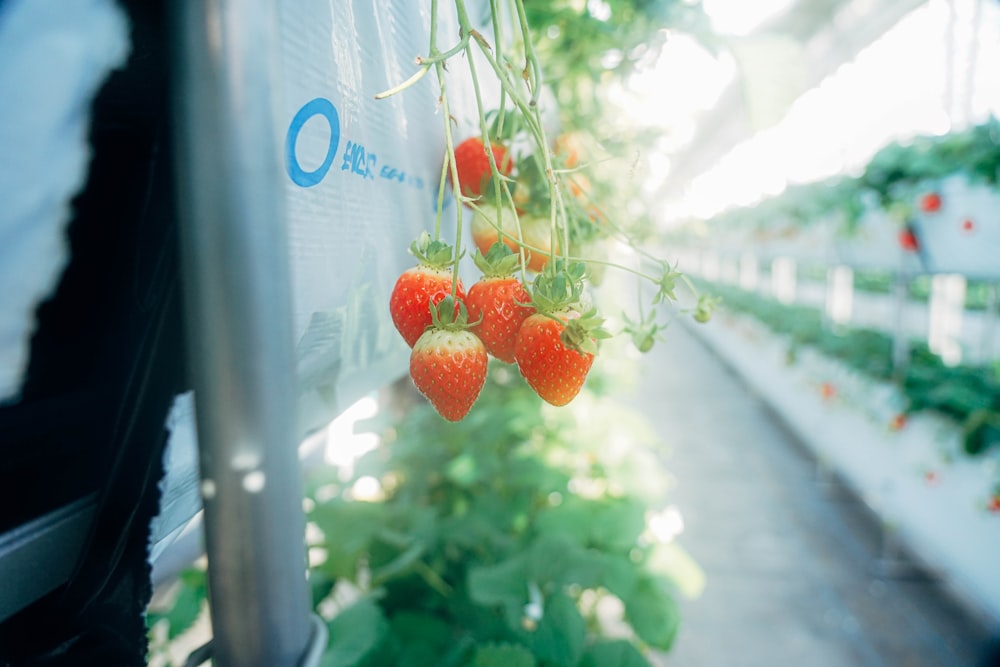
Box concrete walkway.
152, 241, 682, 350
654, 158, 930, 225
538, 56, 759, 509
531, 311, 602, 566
625, 322, 998, 667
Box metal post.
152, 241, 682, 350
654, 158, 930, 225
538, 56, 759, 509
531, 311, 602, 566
171, 1, 314, 665
891, 269, 911, 381
981, 282, 998, 363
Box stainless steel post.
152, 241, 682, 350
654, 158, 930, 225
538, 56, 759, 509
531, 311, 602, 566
172, 1, 312, 665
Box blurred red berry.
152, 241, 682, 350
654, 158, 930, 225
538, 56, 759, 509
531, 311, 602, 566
919, 192, 942, 213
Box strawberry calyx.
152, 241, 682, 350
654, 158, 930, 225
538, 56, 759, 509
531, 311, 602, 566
653, 262, 683, 304
528, 259, 587, 314
623, 311, 665, 353
524, 260, 609, 354
693, 294, 721, 323
472, 241, 522, 278
560, 307, 610, 356
410, 231, 462, 269
429, 294, 478, 330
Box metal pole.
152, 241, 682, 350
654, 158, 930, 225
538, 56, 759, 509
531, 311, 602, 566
172, 1, 313, 665
892, 267, 911, 382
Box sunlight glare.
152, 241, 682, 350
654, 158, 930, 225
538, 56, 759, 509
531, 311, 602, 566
703, 0, 794, 35
324, 395, 380, 478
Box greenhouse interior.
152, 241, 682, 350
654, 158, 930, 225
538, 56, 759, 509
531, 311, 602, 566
1, 0, 1000, 665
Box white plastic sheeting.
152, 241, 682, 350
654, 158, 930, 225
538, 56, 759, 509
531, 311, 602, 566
0, 0, 130, 403
151, 1, 493, 566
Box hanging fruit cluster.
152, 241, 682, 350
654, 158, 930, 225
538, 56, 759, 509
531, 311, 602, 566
378, 0, 716, 421
390, 230, 609, 420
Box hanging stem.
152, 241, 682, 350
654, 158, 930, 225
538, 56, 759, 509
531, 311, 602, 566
437, 73, 463, 299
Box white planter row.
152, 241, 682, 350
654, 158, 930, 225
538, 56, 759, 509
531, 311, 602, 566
674, 174, 1000, 279
672, 248, 999, 366
689, 310, 1000, 625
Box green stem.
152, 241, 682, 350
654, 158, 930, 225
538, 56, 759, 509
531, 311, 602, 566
434, 151, 450, 241
415, 560, 453, 597
489, 0, 508, 140
416, 36, 470, 66
437, 65, 463, 299
512, 0, 542, 106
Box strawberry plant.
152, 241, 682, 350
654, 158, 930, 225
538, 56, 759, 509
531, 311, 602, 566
373, 0, 716, 418
148, 361, 694, 666
702, 281, 1000, 463
302, 363, 687, 666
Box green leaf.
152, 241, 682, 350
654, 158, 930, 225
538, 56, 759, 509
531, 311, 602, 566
322, 598, 389, 667
622, 576, 680, 651
467, 555, 529, 628
310, 500, 386, 579
370, 541, 426, 586
535, 499, 592, 546
389, 612, 462, 667
162, 570, 207, 639
579, 640, 652, 667
470, 642, 536, 667
310, 569, 337, 609
518, 592, 586, 667
590, 497, 647, 552
446, 452, 481, 486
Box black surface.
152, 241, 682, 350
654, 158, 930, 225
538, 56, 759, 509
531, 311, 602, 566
0, 0, 188, 664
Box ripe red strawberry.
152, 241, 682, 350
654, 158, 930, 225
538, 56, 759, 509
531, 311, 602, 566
898, 228, 919, 252
961, 218, 975, 233
390, 233, 465, 347
513, 264, 608, 406
410, 297, 488, 421
919, 192, 942, 213
515, 311, 594, 406
453, 137, 513, 199
466, 243, 535, 363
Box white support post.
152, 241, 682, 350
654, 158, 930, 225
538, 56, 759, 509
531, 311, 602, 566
739, 253, 759, 292
826, 266, 854, 325
928, 273, 967, 366
772, 257, 797, 304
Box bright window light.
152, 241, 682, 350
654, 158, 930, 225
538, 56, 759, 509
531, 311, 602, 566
702, 0, 794, 35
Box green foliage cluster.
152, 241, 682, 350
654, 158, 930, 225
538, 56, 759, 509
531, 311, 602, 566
705, 282, 1000, 459
522, 0, 710, 124
304, 365, 681, 666
860, 117, 1000, 208
148, 364, 686, 666
693, 117, 1000, 236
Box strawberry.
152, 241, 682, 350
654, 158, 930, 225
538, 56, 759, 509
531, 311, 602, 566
410, 297, 488, 421
889, 413, 907, 431
466, 243, 535, 363
553, 132, 584, 169
390, 232, 465, 347
471, 204, 557, 273
961, 218, 975, 233
898, 228, 919, 253
919, 192, 942, 213
453, 136, 513, 200
987, 494, 1000, 513
513, 263, 608, 406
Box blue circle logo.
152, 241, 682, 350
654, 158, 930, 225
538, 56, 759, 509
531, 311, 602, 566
285, 98, 340, 187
